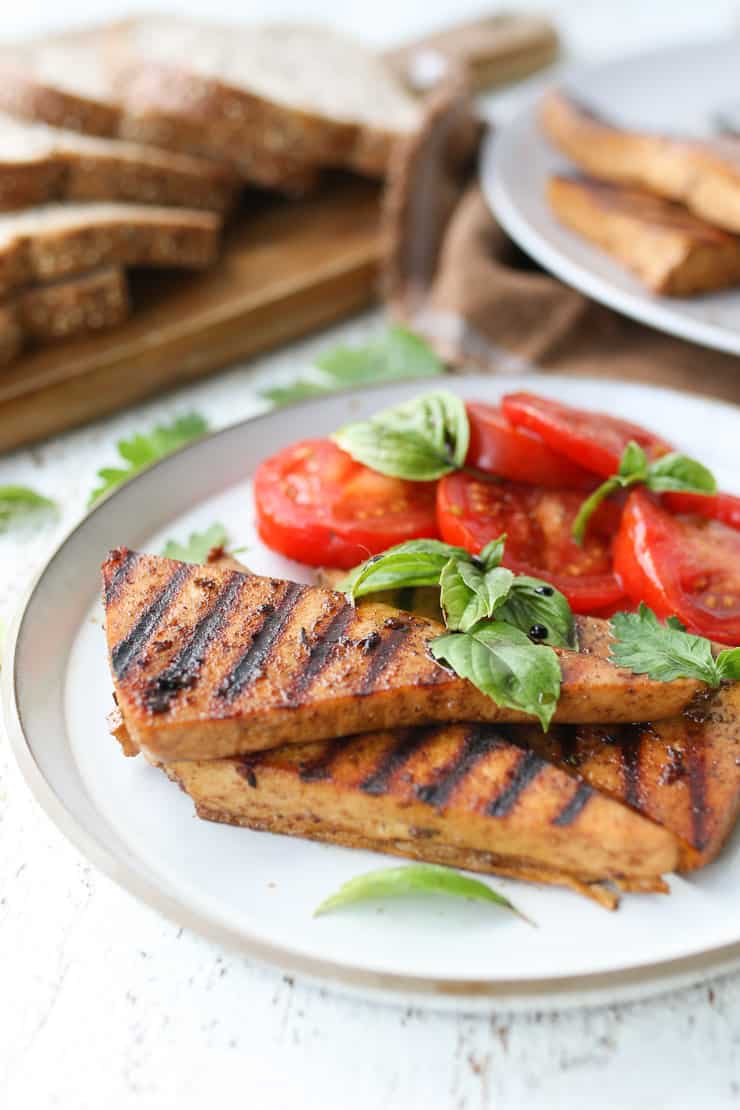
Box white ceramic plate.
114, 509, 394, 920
483, 38, 740, 356
6, 376, 740, 1013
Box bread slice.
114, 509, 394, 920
548, 174, 740, 295
541, 89, 740, 235
0, 201, 221, 298
0, 20, 420, 187
0, 265, 129, 365
0, 111, 238, 212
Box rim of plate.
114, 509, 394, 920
482, 36, 740, 357
5, 374, 740, 1013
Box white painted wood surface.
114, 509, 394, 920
2, 3, 740, 1107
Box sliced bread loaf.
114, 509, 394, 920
0, 265, 129, 365
0, 19, 421, 186
0, 112, 238, 212
0, 201, 222, 298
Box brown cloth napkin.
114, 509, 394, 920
383, 81, 740, 405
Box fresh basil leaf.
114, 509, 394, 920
333, 390, 469, 481
162, 523, 229, 564
609, 603, 722, 686
574, 440, 718, 543
89, 413, 208, 504
316, 326, 444, 385
0, 485, 56, 530
440, 558, 513, 633
645, 452, 717, 494
314, 863, 530, 923
340, 539, 468, 600
618, 440, 648, 479
479, 535, 506, 570
431, 621, 561, 730
497, 576, 577, 649
717, 649, 740, 682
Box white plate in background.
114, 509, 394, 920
484, 38, 740, 357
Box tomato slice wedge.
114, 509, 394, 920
613, 488, 740, 645
662, 490, 740, 531
436, 472, 625, 613
254, 439, 439, 569
501, 392, 673, 479
466, 402, 596, 489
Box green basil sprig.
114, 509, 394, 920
431, 622, 562, 731
342, 538, 469, 599
332, 390, 469, 481
573, 440, 716, 544
314, 863, 532, 924
609, 604, 740, 686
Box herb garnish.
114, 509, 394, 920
341, 535, 575, 730
573, 440, 716, 543
0, 486, 57, 530
162, 523, 230, 564
314, 863, 532, 924
89, 413, 208, 505
609, 604, 740, 686
260, 327, 445, 407
333, 390, 469, 481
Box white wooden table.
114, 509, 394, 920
2, 3, 740, 1107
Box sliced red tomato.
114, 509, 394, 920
254, 439, 439, 569
465, 402, 596, 490
662, 490, 740, 531
501, 392, 673, 479
613, 488, 740, 645
436, 472, 626, 613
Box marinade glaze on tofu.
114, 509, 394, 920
103, 549, 703, 763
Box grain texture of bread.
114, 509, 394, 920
541, 89, 740, 235
0, 265, 129, 365
0, 111, 238, 212
0, 20, 421, 188
0, 201, 221, 298
548, 174, 740, 295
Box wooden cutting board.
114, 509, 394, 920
0, 14, 558, 453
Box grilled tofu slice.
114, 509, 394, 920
548, 174, 740, 295
541, 90, 740, 235
104, 549, 704, 761
118, 719, 676, 908
516, 681, 740, 870
103, 549, 703, 762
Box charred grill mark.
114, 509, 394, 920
620, 723, 643, 809
685, 725, 709, 850
552, 781, 594, 827
285, 602, 356, 703
360, 728, 437, 796
111, 564, 191, 680
104, 550, 140, 605
486, 749, 544, 818
416, 725, 506, 810
143, 572, 246, 713
218, 581, 305, 701
359, 623, 411, 694
298, 737, 353, 783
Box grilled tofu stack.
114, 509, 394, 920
103, 548, 739, 907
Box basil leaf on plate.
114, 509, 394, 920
314, 863, 531, 923
609, 603, 735, 686
333, 390, 469, 481
340, 539, 468, 600
496, 576, 577, 649
430, 621, 561, 730
440, 558, 514, 633
573, 440, 717, 544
